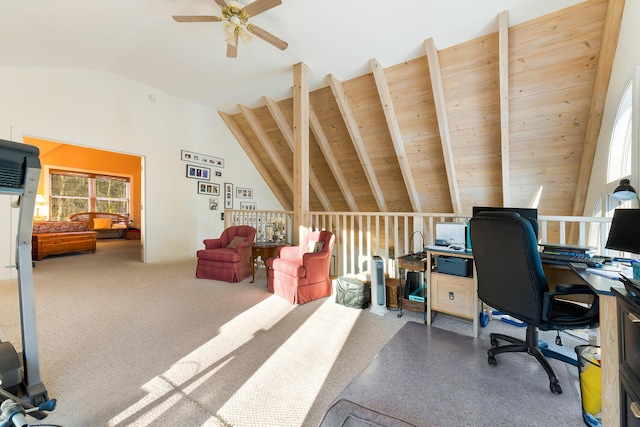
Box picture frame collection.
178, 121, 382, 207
181, 150, 255, 212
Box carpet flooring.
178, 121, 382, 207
0, 239, 588, 426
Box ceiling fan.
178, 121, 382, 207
173, 0, 288, 58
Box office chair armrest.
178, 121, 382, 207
553, 283, 593, 294
543, 286, 599, 327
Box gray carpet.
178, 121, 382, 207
333, 321, 585, 427
0, 240, 587, 426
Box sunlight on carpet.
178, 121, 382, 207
108, 293, 361, 426
212, 297, 361, 426
109, 294, 296, 426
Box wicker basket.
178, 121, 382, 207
385, 278, 402, 309
398, 255, 427, 271
402, 297, 426, 313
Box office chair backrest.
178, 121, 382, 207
470, 212, 548, 325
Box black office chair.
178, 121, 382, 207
469, 212, 599, 394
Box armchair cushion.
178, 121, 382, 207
227, 236, 247, 249
305, 240, 324, 253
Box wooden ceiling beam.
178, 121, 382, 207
264, 97, 333, 211
572, 0, 625, 216
425, 38, 462, 214
369, 58, 422, 212
328, 73, 388, 212
309, 103, 359, 211
498, 10, 511, 207
218, 111, 292, 210
238, 104, 293, 191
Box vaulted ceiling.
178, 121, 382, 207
220, 0, 623, 217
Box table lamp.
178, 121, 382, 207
612, 178, 638, 201
35, 194, 45, 218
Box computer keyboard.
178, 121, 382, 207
539, 252, 611, 267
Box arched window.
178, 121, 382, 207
607, 81, 633, 183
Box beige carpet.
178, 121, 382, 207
0, 240, 585, 426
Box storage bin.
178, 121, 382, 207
436, 256, 472, 277
335, 276, 370, 309
575, 345, 601, 427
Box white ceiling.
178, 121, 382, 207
0, 0, 586, 112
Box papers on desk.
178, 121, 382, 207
585, 266, 633, 280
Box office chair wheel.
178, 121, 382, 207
487, 353, 497, 366
490, 337, 499, 347
549, 382, 562, 394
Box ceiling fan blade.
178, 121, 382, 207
247, 24, 288, 51
244, 0, 282, 17
226, 33, 239, 58
173, 15, 222, 23
214, 0, 227, 7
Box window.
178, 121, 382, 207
607, 81, 633, 183
50, 170, 130, 221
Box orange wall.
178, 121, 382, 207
24, 137, 142, 226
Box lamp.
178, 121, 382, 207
605, 208, 640, 254
35, 194, 45, 218
612, 178, 637, 201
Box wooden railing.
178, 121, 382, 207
226, 209, 614, 278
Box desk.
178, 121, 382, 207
566, 263, 623, 427
250, 243, 287, 283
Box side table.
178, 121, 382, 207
250, 243, 287, 283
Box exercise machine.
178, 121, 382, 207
0, 139, 48, 406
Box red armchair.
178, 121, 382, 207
266, 230, 335, 304
196, 225, 256, 282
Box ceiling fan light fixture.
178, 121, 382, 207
239, 26, 252, 44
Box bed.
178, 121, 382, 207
66, 212, 130, 238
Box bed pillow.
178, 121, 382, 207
227, 236, 247, 249
93, 217, 112, 230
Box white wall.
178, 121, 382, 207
0, 68, 282, 279
585, 1, 640, 214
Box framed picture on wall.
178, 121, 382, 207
236, 187, 253, 199
186, 164, 211, 181
224, 182, 233, 209
197, 181, 220, 196
181, 150, 224, 168
239, 202, 257, 210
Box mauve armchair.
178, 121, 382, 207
196, 225, 256, 282
266, 230, 335, 304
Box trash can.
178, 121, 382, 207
575, 345, 602, 427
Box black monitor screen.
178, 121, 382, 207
605, 209, 640, 254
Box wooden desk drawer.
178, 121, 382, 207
431, 273, 474, 319
618, 296, 640, 385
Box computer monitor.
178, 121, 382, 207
605, 208, 640, 254
470, 206, 539, 249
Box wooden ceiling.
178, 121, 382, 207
220, 0, 623, 217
